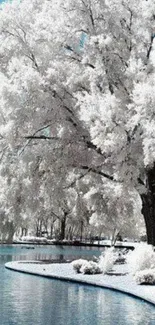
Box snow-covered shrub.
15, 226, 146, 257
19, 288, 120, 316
98, 247, 118, 274
134, 269, 155, 285
71, 259, 88, 273
71, 259, 102, 274
127, 244, 155, 275
80, 261, 102, 275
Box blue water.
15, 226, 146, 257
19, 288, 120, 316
0, 245, 155, 325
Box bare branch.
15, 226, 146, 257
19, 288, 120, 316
19, 123, 56, 155
51, 210, 61, 220
24, 135, 59, 140
69, 55, 95, 69
25, 52, 39, 71
112, 52, 128, 68
147, 35, 154, 59
76, 165, 115, 181
63, 169, 91, 189
85, 140, 103, 155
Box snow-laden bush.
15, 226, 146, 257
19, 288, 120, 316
98, 247, 118, 274
127, 244, 155, 275
80, 261, 102, 275
71, 259, 102, 274
71, 259, 88, 273
134, 269, 155, 285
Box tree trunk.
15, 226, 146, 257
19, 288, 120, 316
141, 165, 155, 246
66, 226, 72, 240
21, 227, 27, 237
80, 221, 83, 241
5, 221, 15, 244
50, 223, 53, 238
36, 225, 39, 237
111, 227, 119, 246
59, 213, 67, 240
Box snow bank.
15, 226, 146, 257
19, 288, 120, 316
5, 261, 155, 306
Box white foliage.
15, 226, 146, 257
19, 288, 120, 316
0, 0, 152, 241
134, 269, 155, 285
71, 259, 102, 274
127, 244, 155, 275
71, 259, 88, 273
80, 261, 102, 275
98, 247, 117, 274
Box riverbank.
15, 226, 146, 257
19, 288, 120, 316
5, 261, 155, 306
5, 240, 137, 250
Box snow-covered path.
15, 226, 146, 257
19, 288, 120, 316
5, 261, 155, 306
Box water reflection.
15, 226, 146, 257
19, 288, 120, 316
3, 274, 155, 325
0, 246, 155, 325
0, 245, 103, 264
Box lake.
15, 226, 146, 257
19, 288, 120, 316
1, 245, 155, 325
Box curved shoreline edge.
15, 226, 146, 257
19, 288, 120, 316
5, 261, 155, 307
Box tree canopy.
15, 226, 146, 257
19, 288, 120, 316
0, 0, 154, 242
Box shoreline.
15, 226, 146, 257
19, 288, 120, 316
5, 261, 155, 307
0, 242, 135, 250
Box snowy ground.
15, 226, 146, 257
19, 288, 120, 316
5, 261, 155, 306
94, 240, 140, 248
14, 237, 141, 248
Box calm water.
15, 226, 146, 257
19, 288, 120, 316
0, 245, 155, 325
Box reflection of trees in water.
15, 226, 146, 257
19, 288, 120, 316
0, 254, 14, 263
59, 254, 64, 261
12, 252, 66, 261
12, 255, 27, 261
0, 246, 104, 264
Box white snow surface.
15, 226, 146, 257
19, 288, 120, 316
94, 240, 141, 248
5, 261, 155, 305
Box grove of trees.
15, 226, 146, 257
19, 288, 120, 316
0, 0, 154, 243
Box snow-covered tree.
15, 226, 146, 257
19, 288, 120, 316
71, 0, 155, 245
0, 0, 154, 243
84, 181, 144, 242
